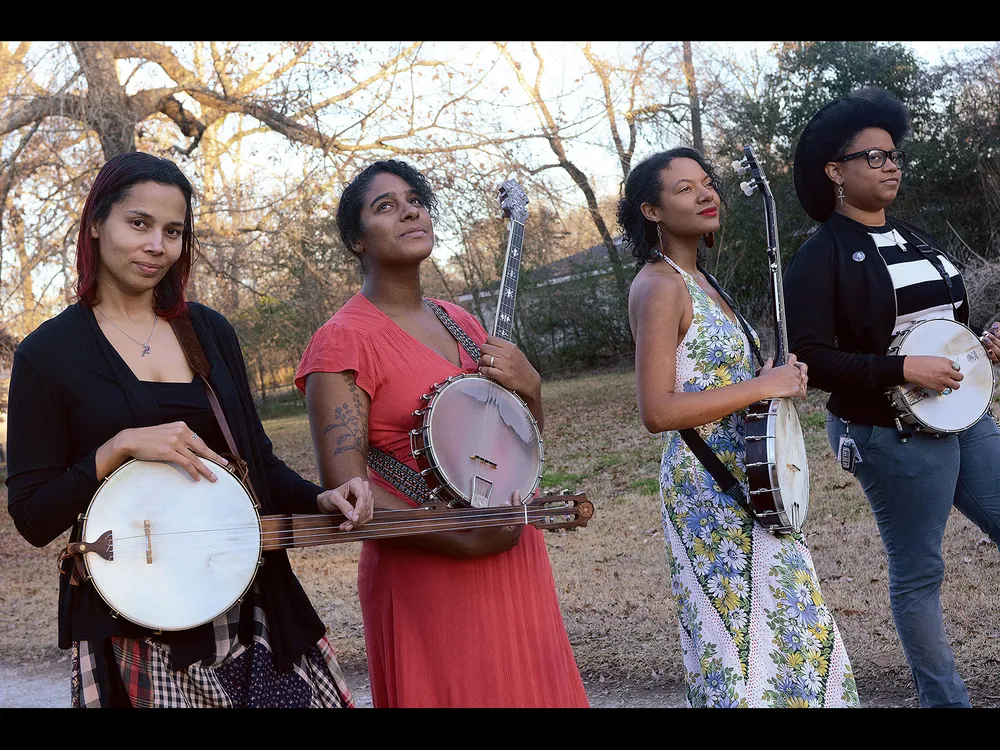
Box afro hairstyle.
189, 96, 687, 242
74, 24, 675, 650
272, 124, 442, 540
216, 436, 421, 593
793, 86, 911, 222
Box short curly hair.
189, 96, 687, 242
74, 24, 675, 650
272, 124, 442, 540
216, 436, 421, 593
336, 159, 438, 272
793, 86, 911, 222
616, 147, 725, 268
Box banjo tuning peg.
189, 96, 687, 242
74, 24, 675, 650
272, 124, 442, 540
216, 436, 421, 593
740, 180, 758, 196
732, 158, 749, 175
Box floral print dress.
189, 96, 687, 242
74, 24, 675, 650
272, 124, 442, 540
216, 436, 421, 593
656, 256, 859, 708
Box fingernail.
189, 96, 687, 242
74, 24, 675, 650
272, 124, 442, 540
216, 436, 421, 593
210, 474, 217, 482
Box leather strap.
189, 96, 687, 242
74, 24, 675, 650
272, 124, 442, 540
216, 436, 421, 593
167, 311, 260, 506
677, 428, 756, 520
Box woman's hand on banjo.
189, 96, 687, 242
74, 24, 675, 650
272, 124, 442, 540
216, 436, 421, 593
317, 476, 374, 531
453, 489, 526, 558
97, 421, 229, 483
478, 336, 544, 430
903, 356, 965, 393
756, 354, 809, 399
982, 322, 1000, 362
478, 337, 542, 398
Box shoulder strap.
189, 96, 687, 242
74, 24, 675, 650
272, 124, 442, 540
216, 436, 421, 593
886, 217, 961, 313
168, 311, 241, 460
367, 445, 432, 505
424, 299, 482, 360
677, 428, 757, 519
700, 267, 766, 369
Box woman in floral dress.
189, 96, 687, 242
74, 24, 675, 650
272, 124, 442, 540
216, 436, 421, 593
620, 147, 859, 708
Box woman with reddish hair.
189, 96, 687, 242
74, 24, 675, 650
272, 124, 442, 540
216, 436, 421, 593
5, 151, 373, 708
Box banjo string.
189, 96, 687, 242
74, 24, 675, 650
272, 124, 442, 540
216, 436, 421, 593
99, 506, 579, 558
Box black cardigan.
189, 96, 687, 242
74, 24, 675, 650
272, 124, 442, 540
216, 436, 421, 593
783, 212, 970, 427
5, 301, 327, 670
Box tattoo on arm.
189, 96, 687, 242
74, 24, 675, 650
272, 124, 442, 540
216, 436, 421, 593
322, 373, 369, 458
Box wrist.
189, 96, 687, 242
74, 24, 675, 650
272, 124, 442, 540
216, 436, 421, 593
111, 429, 133, 464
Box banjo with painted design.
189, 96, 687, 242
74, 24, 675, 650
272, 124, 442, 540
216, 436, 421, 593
409, 179, 544, 508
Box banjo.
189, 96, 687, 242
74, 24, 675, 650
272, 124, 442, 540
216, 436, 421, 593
409, 179, 544, 508
63, 457, 593, 632
886, 319, 996, 434
732, 145, 810, 534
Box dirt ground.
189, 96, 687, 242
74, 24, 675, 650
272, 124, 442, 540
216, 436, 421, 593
2, 369, 999, 709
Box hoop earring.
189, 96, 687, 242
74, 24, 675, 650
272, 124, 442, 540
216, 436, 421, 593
702, 232, 715, 249
838, 185, 845, 206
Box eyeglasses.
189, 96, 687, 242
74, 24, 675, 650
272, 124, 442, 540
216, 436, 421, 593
834, 148, 906, 170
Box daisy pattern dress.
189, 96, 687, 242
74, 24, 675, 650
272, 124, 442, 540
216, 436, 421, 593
655, 256, 859, 708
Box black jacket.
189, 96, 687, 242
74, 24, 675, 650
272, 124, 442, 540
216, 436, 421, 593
783, 212, 969, 427
6, 301, 327, 670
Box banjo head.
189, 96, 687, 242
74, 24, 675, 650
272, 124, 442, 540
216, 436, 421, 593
422, 375, 543, 508
890, 319, 995, 433
81, 458, 261, 631
772, 398, 810, 532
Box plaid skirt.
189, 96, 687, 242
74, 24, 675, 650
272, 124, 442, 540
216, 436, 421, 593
71, 585, 355, 708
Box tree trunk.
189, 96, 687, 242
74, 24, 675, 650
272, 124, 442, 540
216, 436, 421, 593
71, 42, 137, 158
682, 42, 703, 154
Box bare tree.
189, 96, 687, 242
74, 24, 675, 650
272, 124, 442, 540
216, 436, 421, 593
495, 42, 691, 308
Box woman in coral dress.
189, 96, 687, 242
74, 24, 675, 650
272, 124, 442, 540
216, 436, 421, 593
295, 159, 589, 708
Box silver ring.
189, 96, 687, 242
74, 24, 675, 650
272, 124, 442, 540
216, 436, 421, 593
942, 388, 953, 396
191, 432, 198, 439
951, 360, 961, 372
489, 355, 495, 368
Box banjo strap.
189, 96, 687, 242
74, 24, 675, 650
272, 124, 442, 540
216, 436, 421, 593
424, 299, 482, 360
364, 299, 481, 505
700, 266, 766, 369
168, 312, 261, 508
678, 428, 757, 521
887, 218, 961, 313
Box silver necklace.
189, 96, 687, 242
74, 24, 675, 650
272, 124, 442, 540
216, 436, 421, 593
96, 308, 158, 357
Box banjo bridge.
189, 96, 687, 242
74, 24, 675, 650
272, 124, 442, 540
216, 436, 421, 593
469, 454, 498, 469
144, 520, 153, 565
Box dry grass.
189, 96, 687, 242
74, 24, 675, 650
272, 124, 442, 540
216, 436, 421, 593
2, 367, 999, 706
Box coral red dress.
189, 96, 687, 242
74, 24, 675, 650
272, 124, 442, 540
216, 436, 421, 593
295, 293, 589, 708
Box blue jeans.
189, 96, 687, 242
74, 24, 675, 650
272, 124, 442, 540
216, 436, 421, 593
826, 412, 1000, 708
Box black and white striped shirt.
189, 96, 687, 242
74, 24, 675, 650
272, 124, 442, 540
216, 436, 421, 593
867, 224, 965, 335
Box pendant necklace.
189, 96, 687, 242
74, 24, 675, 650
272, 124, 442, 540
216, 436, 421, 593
96, 308, 158, 357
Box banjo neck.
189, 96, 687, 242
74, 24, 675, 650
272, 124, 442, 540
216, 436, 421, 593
762, 176, 790, 367
492, 179, 529, 342
258, 497, 592, 551
738, 144, 788, 367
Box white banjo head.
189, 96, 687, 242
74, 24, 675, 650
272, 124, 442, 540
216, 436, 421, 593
424, 375, 543, 508
81, 458, 261, 631
772, 398, 810, 532
893, 319, 995, 432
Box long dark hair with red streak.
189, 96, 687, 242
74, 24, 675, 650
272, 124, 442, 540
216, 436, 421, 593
75, 151, 196, 319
